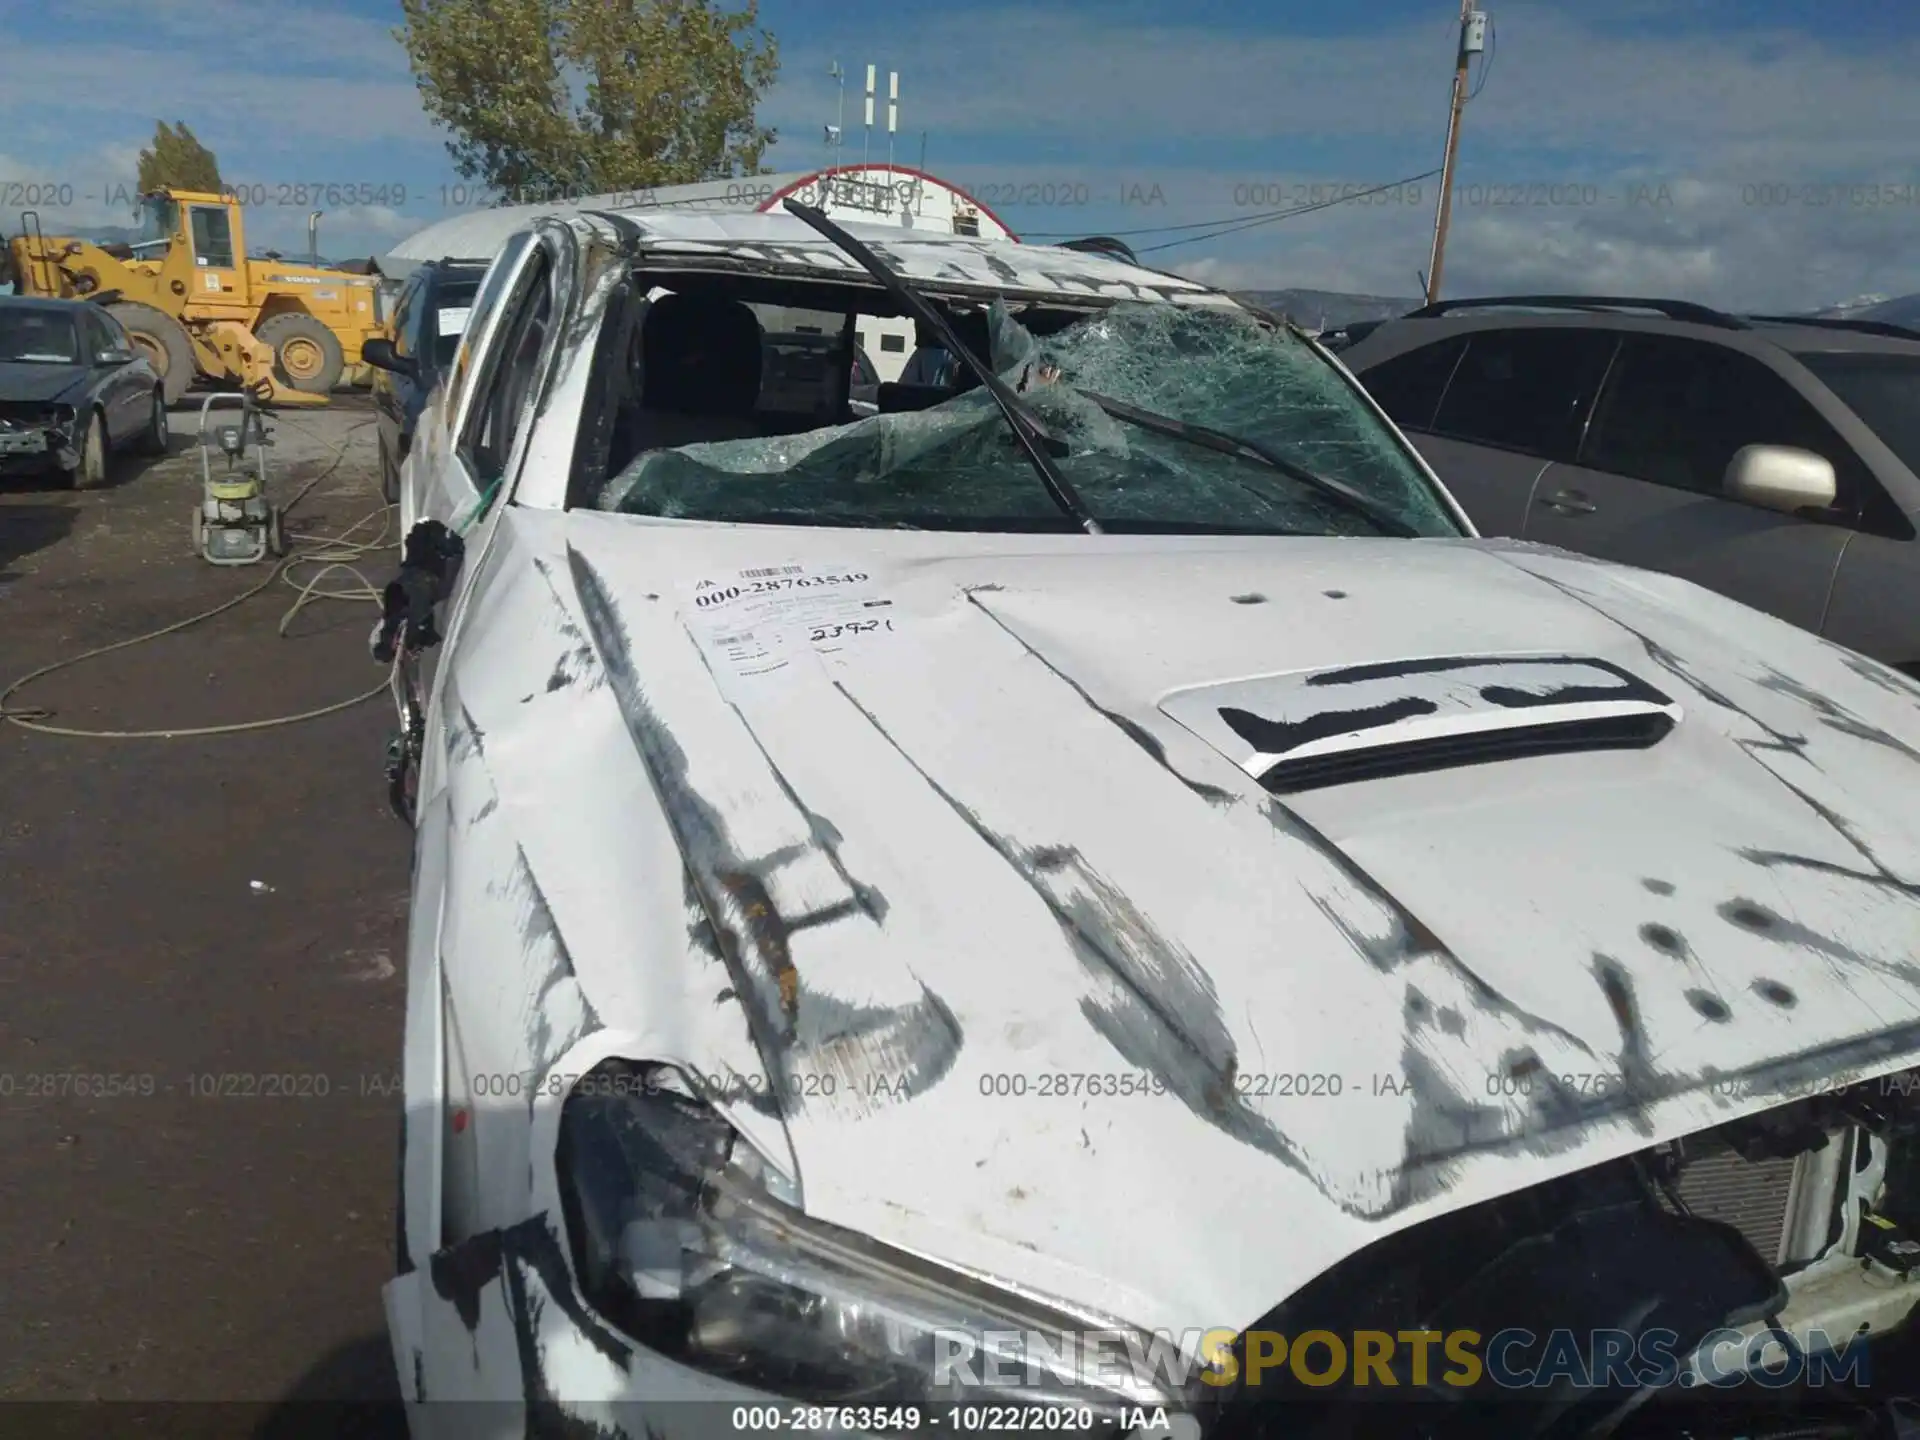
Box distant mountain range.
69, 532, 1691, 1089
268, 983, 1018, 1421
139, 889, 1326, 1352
1234, 289, 1422, 329
1816, 292, 1920, 326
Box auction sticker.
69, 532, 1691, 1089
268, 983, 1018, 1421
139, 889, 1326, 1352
681, 562, 902, 691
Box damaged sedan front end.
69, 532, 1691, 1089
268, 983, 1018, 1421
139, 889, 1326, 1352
379, 206, 1920, 1440
0, 399, 78, 471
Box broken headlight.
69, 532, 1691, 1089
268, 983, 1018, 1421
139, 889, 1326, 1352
556, 1060, 1182, 1420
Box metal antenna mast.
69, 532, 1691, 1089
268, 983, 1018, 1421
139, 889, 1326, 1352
862, 64, 875, 172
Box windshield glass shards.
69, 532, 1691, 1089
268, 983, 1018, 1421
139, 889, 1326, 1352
598, 300, 1463, 537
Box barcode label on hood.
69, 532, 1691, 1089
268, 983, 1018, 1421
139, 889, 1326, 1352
681, 562, 906, 697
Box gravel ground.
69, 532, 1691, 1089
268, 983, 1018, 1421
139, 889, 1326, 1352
0, 394, 412, 1438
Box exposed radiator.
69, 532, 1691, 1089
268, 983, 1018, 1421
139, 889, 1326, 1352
1670, 1140, 1802, 1264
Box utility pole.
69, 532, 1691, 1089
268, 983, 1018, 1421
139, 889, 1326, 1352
1425, 2, 1488, 305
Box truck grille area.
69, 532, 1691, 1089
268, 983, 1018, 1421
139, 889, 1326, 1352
1666, 1139, 1800, 1265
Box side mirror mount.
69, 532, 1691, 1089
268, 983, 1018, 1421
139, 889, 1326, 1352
1724, 444, 1837, 516
362, 337, 417, 380
98, 348, 133, 366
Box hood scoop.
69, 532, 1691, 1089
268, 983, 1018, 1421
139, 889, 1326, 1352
1159, 654, 1681, 794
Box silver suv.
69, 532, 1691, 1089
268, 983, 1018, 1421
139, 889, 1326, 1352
1338, 296, 1920, 674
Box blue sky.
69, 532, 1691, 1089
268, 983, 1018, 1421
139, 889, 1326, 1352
4, 0, 1917, 308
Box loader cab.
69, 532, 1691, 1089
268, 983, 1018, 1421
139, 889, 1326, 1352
143, 190, 246, 304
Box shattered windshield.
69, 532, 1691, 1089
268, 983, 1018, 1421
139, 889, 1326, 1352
598, 300, 1463, 536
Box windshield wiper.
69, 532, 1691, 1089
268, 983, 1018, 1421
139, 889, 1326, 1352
1072, 389, 1419, 538
779, 198, 1104, 535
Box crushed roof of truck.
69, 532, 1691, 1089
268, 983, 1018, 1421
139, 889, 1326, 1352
579, 210, 1240, 309
387, 203, 1237, 312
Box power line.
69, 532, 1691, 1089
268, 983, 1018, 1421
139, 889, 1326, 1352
1135, 169, 1446, 254
1020, 167, 1442, 244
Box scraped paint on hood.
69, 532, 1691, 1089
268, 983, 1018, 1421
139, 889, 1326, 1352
442, 510, 1920, 1338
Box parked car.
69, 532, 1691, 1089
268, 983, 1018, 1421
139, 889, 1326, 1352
0, 295, 166, 487
375, 211, 1920, 1440
1338, 296, 1920, 675
362, 257, 490, 504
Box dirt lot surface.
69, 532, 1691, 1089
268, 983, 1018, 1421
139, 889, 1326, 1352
0, 395, 411, 1438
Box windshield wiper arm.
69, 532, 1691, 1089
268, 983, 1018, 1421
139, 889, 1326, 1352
779, 198, 1103, 535
1074, 389, 1418, 538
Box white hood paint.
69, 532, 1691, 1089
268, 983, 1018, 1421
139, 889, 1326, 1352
439, 511, 1920, 1343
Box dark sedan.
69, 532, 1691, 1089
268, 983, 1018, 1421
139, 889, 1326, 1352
363, 257, 488, 504
0, 296, 167, 488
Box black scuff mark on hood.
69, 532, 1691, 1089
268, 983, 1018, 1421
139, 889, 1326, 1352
1592, 955, 1660, 1122
826, 677, 1321, 1180
1754, 663, 1920, 763
1688, 989, 1732, 1022
728, 705, 890, 924
446, 700, 486, 762
1726, 773, 1920, 986
566, 545, 960, 1116
429, 1226, 503, 1334
961, 590, 1238, 807
472, 795, 499, 825
495, 1213, 634, 1380
530, 555, 608, 696
514, 848, 604, 1059
1819, 640, 1920, 704
1638, 920, 1731, 1006
1264, 799, 1603, 1060
1718, 895, 1920, 990
1077, 981, 1308, 1179
1643, 878, 1677, 896
1498, 564, 1814, 758
1230, 593, 1266, 605
981, 252, 1022, 282
1753, 978, 1798, 1009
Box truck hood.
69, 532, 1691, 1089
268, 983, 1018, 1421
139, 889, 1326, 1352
444, 513, 1920, 1341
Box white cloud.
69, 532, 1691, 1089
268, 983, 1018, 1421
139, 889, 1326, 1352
7, 0, 1918, 306
770, 4, 1920, 168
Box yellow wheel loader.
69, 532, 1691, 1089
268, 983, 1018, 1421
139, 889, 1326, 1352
6, 189, 381, 407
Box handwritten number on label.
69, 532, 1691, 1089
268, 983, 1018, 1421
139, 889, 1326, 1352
809, 619, 894, 643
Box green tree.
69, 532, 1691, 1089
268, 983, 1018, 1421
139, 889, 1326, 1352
136, 122, 224, 193
397, 0, 779, 195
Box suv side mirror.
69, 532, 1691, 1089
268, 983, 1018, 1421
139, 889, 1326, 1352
1723, 444, 1837, 515
362, 337, 417, 380
98, 347, 133, 366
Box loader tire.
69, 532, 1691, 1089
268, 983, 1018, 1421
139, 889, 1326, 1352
257, 312, 344, 395
109, 302, 195, 407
